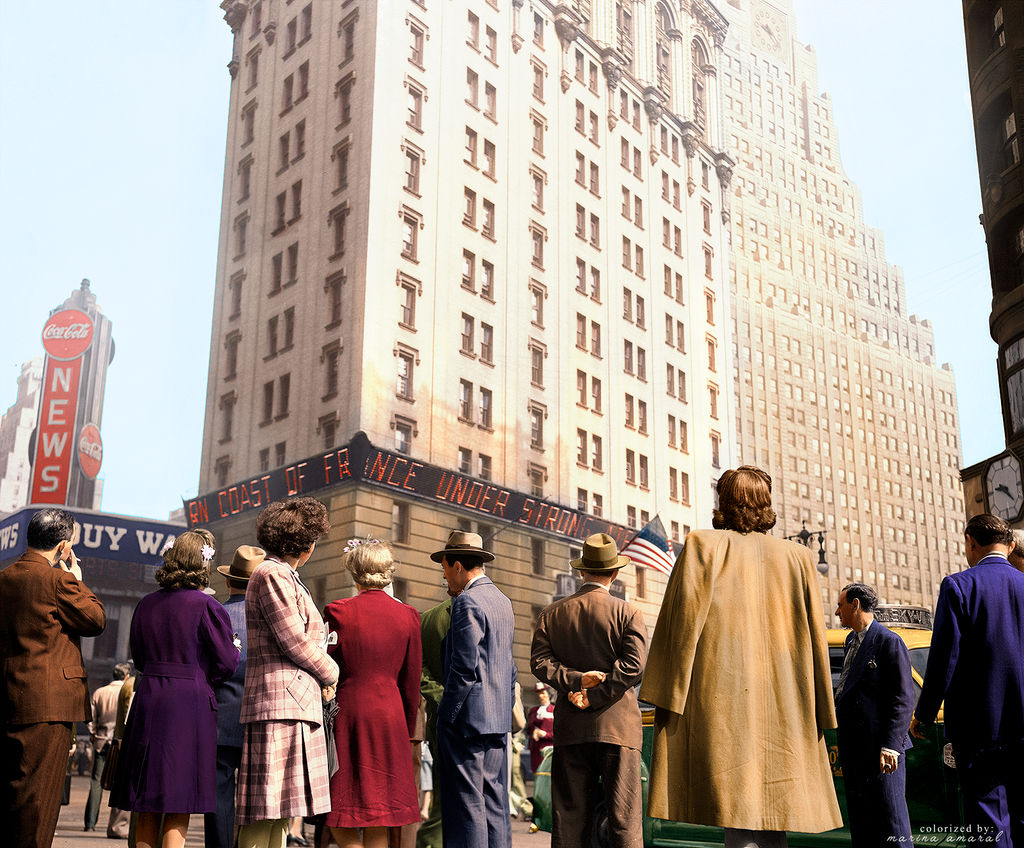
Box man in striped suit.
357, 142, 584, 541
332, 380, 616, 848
433, 531, 516, 848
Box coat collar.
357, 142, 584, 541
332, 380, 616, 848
839, 622, 882, 701
19, 550, 54, 568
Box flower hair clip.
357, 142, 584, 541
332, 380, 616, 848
201, 544, 216, 562
160, 538, 174, 556
344, 536, 382, 553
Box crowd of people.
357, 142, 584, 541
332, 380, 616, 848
3, 464, 1024, 848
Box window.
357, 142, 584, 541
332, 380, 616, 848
530, 404, 545, 449
467, 11, 480, 48
397, 349, 415, 399
702, 202, 712, 234
282, 307, 295, 350
258, 448, 270, 472
529, 466, 545, 497
262, 381, 274, 423
635, 245, 644, 277
458, 447, 473, 473
678, 370, 687, 401
392, 502, 411, 544
286, 242, 299, 284
680, 471, 690, 504
625, 449, 636, 483
576, 370, 587, 405
680, 420, 688, 452
277, 374, 291, 418
479, 453, 492, 480
278, 133, 291, 173
624, 340, 634, 374
322, 343, 341, 398
297, 61, 309, 100
459, 380, 473, 420
274, 192, 287, 232
622, 236, 632, 269
480, 323, 493, 363
533, 12, 544, 45
1005, 112, 1020, 168
704, 246, 714, 278
394, 417, 415, 453
994, 6, 1006, 50
401, 212, 419, 259
711, 432, 721, 468
637, 400, 647, 433
623, 287, 633, 321
405, 148, 421, 193
285, 17, 297, 53
400, 279, 417, 328
335, 143, 349, 189
576, 258, 587, 292
238, 155, 253, 200
234, 213, 248, 256
532, 62, 545, 101
589, 162, 600, 195
275, 441, 286, 467
591, 377, 602, 412
482, 199, 495, 238
636, 296, 646, 328
464, 188, 477, 227
483, 140, 496, 178
484, 83, 496, 118
532, 116, 545, 154
282, 74, 294, 112
576, 429, 588, 465
667, 414, 676, 446
591, 321, 601, 355
637, 347, 646, 380
634, 196, 643, 227
625, 393, 635, 427
342, 15, 356, 62
466, 68, 479, 106
325, 272, 343, 326
479, 387, 493, 428
576, 316, 587, 348
241, 102, 256, 146
531, 538, 545, 575
639, 455, 649, 488
589, 213, 600, 247
410, 24, 425, 65
407, 85, 423, 130
576, 204, 586, 238
485, 26, 498, 62
532, 169, 545, 209
707, 337, 717, 371
530, 284, 544, 326
709, 384, 719, 419
224, 332, 240, 380
219, 393, 235, 442
705, 290, 715, 324
577, 488, 588, 511
461, 313, 475, 354
330, 205, 349, 256
531, 225, 545, 268
530, 342, 545, 386
591, 268, 601, 301
481, 260, 494, 299
575, 101, 586, 134
267, 315, 279, 358
250, 2, 263, 37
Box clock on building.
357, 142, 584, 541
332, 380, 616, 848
985, 452, 1024, 521
752, 1, 787, 59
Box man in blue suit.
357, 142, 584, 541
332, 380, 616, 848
834, 582, 913, 847
433, 530, 516, 848
204, 545, 265, 848
912, 513, 1024, 846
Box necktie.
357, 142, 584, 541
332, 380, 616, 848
835, 632, 862, 701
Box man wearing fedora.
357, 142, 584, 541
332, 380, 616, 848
433, 530, 516, 848
530, 533, 648, 848
205, 545, 266, 848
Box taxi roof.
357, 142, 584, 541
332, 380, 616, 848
827, 625, 932, 650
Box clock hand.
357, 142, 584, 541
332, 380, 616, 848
997, 484, 1012, 496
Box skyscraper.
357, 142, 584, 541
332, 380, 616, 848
0, 358, 42, 514
197, 0, 735, 623
719, 0, 965, 622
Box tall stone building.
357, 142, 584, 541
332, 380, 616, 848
719, 0, 966, 623
960, 2, 1024, 526
0, 358, 42, 515
196, 0, 735, 646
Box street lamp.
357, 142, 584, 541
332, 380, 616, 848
786, 520, 828, 575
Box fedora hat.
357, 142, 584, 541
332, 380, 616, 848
430, 530, 494, 563
569, 533, 630, 571
217, 545, 267, 581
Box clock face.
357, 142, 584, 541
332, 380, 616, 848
985, 453, 1024, 521
752, 4, 786, 58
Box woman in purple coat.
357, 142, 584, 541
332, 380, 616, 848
110, 529, 239, 848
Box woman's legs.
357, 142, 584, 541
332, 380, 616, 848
329, 825, 388, 848
134, 812, 189, 848
238, 817, 289, 848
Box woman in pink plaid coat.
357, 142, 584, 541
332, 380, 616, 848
235, 498, 340, 848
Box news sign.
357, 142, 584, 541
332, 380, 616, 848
29, 310, 95, 504
184, 432, 634, 547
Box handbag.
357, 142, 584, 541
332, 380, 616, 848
100, 740, 120, 791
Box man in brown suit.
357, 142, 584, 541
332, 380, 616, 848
0, 508, 106, 848
530, 533, 647, 848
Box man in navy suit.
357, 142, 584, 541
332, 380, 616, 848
433, 531, 516, 848
912, 513, 1024, 845
834, 583, 913, 847
204, 545, 265, 848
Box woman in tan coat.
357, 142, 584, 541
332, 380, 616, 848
640, 466, 841, 848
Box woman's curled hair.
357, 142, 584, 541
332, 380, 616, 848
256, 497, 330, 558
712, 465, 777, 534
155, 529, 215, 590
345, 539, 395, 589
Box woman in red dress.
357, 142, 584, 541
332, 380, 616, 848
526, 682, 555, 773
323, 539, 422, 848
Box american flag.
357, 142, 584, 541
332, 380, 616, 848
620, 516, 676, 577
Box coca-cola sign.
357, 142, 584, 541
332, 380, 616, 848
41, 309, 93, 360
77, 423, 103, 479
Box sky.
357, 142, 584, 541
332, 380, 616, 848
0, 1, 1000, 521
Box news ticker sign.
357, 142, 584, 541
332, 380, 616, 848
184, 431, 633, 546
29, 309, 99, 504
0, 507, 184, 566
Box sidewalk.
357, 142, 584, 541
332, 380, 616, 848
52, 775, 546, 848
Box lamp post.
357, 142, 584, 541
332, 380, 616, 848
786, 520, 828, 575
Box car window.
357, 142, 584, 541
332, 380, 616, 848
829, 646, 844, 696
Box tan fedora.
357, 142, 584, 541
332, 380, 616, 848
217, 545, 267, 581
430, 530, 494, 563
569, 533, 630, 571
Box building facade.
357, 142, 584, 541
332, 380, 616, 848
199, 0, 736, 640
0, 358, 42, 514
960, 2, 1024, 526
719, 0, 966, 623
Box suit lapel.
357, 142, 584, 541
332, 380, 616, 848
842, 624, 880, 697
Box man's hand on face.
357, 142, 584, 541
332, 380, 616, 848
57, 543, 82, 581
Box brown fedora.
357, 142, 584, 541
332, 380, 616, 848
430, 530, 494, 563
569, 533, 630, 571
217, 545, 267, 581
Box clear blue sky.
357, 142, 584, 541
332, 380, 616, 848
0, 2, 1000, 521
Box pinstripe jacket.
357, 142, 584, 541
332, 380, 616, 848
439, 575, 516, 735
240, 557, 338, 725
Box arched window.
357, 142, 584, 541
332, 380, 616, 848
692, 39, 708, 137
656, 5, 672, 94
